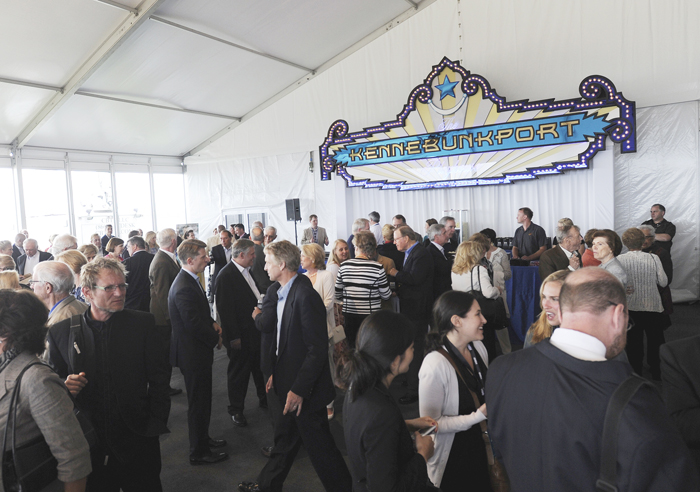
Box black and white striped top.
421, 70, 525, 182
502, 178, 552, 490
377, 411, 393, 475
335, 258, 392, 315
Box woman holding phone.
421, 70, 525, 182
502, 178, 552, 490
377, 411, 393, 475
340, 311, 438, 491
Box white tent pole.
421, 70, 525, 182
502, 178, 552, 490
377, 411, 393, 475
13, 0, 167, 149
93, 0, 138, 14
64, 153, 77, 235
148, 158, 158, 232
0, 77, 62, 93
109, 157, 121, 238
10, 147, 27, 230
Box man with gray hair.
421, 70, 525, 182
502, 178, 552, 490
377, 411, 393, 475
487, 268, 700, 491
439, 216, 459, 258
426, 223, 452, 300
16, 237, 53, 276
250, 226, 272, 293
538, 223, 582, 280
215, 239, 266, 428
11, 233, 26, 262
149, 228, 183, 397
32, 261, 87, 325
51, 233, 78, 256
263, 226, 277, 246
347, 217, 370, 259
124, 236, 155, 312
368, 211, 384, 246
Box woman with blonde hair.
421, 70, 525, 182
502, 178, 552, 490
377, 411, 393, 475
451, 241, 500, 360
523, 269, 571, 348
78, 243, 99, 262
145, 231, 159, 254
0, 254, 16, 272
0, 270, 21, 290
326, 239, 349, 279
56, 249, 89, 302
301, 243, 342, 420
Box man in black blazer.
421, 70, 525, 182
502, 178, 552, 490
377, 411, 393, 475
215, 239, 266, 427
169, 239, 227, 465
101, 224, 113, 253
11, 233, 26, 263
661, 335, 700, 470
238, 240, 352, 492
389, 226, 434, 404
47, 256, 170, 490
209, 230, 233, 300
16, 238, 53, 275
538, 224, 581, 280
123, 236, 154, 312
250, 226, 273, 293
425, 224, 452, 302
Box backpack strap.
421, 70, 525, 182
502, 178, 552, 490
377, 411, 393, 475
596, 374, 654, 492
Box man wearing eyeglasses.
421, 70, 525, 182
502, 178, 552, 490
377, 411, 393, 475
486, 268, 700, 491
47, 256, 171, 491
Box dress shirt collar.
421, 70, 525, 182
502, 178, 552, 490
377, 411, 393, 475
550, 328, 607, 361
431, 241, 445, 254
162, 249, 177, 262
184, 268, 200, 284
403, 241, 418, 264
559, 245, 574, 259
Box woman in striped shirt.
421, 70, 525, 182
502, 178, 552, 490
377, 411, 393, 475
335, 231, 392, 348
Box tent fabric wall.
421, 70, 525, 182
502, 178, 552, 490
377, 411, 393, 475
614, 102, 700, 302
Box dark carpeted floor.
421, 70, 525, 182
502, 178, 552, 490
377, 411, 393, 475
160, 303, 700, 491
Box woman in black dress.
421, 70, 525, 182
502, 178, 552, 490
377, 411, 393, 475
340, 310, 438, 491
419, 290, 492, 491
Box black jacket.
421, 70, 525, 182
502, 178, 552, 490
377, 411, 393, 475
250, 243, 273, 293
377, 243, 404, 272
254, 274, 333, 410
209, 244, 229, 291
47, 309, 170, 437
215, 261, 260, 349
394, 242, 434, 321
168, 270, 219, 370
16, 251, 53, 275
123, 250, 154, 312
426, 242, 452, 301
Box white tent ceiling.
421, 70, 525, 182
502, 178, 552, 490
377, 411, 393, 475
1, 0, 425, 157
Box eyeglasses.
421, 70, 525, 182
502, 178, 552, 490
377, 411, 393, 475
93, 283, 128, 293
605, 301, 635, 331
28, 280, 46, 286
644, 235, 654, 239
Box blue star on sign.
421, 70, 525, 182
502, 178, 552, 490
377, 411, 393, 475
435, 75, 459, 100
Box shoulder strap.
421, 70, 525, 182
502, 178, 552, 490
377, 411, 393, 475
596, 374, 654, 492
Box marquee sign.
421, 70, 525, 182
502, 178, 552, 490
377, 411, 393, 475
319, 57, 636, 191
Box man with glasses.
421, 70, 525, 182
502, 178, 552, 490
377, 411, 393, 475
538, 224, 582, 280
48, 257, 171, 490
169, 239, 227, 466
388, 226, 434, 405
263, 226, 277, 246
486, 268, 700, 491
32, 261, 87, 325
16, 237, 53, 276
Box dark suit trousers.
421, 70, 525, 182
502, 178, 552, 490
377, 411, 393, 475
257, 387, 351, 492
87, 435, 162, 492
626, 310, 666, 379
226, 344, 266, 414
406, 316, 428, 394
181, 362, 213, 458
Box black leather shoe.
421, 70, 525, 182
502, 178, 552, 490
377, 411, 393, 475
208, 438, 227, 448
231, 413, 248, 427
259, 397, 268, 409
189, 452, 229, 465
168, 387, 183, 396
238, 482, 263, 492
399, 394, 418, 405
261, 445, 273, 458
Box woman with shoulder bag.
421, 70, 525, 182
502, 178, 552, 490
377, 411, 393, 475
0, 290, 91, 492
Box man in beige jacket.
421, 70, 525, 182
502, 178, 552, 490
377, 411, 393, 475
31, 261, 88, 325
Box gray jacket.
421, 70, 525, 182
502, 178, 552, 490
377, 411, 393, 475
0, 352, 91, 487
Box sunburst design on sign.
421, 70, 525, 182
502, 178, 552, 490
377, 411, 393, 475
319, 57, 636, 191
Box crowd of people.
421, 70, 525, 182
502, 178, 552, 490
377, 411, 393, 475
0, 201, 697, 492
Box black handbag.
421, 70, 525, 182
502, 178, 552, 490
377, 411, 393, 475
2, 361, 96, 492
469, 267, 507, 328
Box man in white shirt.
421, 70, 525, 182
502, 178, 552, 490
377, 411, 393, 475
16, 238, 53, 276
486, 268, 700, 491
368, 211, 384, 245
214, 239, 266, 428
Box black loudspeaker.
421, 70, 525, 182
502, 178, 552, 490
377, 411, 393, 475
286, 198, 301, 221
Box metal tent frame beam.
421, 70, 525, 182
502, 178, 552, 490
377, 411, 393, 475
14, 0, 167, 148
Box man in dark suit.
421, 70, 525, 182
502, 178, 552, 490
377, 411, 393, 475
16, 238, 53, 275
661, 335, 700, 470
169, 239, 228, 465
209, 230, 233, 300
101, 224, 113, 253
486, 268, 699, 491
439, 216, 459, 259
250, 226, 273, 293
11, 233, 26, 262
123, 236, 154, 312
425, 224, 452, 301
149, 228, 182, 396
389, 226, 434, 405
47, 256, 170, 490
215, 239, 266, 428
538, 224, 581, 280
234, 223, 250, 240
238, 240, 352, 492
